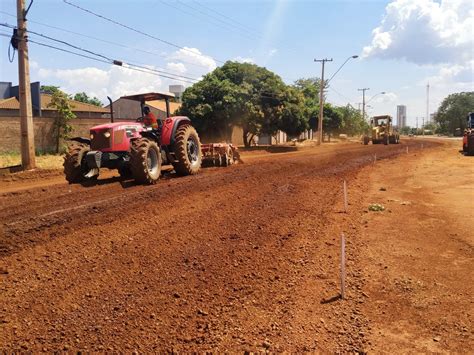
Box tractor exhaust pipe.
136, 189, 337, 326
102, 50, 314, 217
107, 96, 114, 123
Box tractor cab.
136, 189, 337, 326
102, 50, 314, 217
118, 92, 175, 126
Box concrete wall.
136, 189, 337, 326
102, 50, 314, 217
0, 116, 112, 153
0, 116, 247, 153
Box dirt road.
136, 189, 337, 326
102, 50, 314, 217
0, 139, 471, 352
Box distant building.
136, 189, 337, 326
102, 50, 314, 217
396, 105, 407, 128
169, 85, 185, 102
0, 81, 108, 118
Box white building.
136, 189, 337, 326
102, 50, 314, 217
397, 105, 407, 128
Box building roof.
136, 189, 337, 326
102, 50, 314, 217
0, 97, 20, 110
0, 93, 108, 113
147, 100, 181, 114
41, 94, 109, 113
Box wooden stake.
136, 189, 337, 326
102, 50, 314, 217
406, 146, 409, 154
343, 180, 348, 213
341, 233, 346, 300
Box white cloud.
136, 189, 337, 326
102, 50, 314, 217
233, 56, 255, 64
32, 45, 221, 102
425, 60, 474, 86
168, 47, 217, 73
363, 0, 473, 65
37, 65, 163, 101
166, 62, 187, 75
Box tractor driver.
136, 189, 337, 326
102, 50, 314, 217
142, 106, 159, 129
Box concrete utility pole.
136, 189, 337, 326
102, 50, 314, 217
314, 58, 333, 145
422, 117, 425, 136
416, 117, 419, 135
358, 88, 370, 122
17, 0, 36, 170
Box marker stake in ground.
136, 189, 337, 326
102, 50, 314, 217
343, 180, 348, 213
374, 153, 377, 163
341, 233, 346, 300
406, 146, 409, 154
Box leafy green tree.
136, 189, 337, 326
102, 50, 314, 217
337, 104, 368, 136
279, 87, 308, 137
400, 126, 411, 135
73, 92, 103, 107
320, 103, 342, 141
178, 61, 308, 147
435, 92, 474, 135
48, 89, 76, 153
40, 85, 61, 95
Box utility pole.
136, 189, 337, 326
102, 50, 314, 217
422, 117, 425, 136
416, 117, 419, 135
358, 88, 370, 122
314, 58, 332, 145
17, 0, 36, 170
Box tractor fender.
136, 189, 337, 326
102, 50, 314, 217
161, 116, 191, 146
69, 137, 91, 145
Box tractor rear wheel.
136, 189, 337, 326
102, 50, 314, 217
363, 136, 369, 145
130, 138, 161, 184
63, 143, 97, 183
172, 125, 202, 175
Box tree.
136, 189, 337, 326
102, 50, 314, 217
73, 92, 103, 107
48, 89, 76, 153
178, 61, 308, 147
320, 103, 342, 141
337, 104, 368, 136
435, 92, 474, 135
400, 126, 411, 135
40, 85, 60, 95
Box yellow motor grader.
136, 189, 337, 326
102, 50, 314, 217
363, 115, 400, 145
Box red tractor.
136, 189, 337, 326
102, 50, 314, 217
463, 112, 474, 156
64, 92, 202, 184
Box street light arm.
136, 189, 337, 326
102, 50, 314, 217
326, 55, 358, 84
366, 91, 386, 104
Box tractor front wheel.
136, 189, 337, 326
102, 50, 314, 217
130, 138, 161, 184
172, 125, 202, 175
63, 143, 98, 183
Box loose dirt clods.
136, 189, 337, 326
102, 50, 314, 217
0, 139, 472, 352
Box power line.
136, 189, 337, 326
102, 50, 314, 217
26, 28, 200, 81
191, 0, 258, 34
0, 9, 213, 72
1, 22, 199, 82
27, 39, 197, 84
62, 0, 225, 64
162, 0, 258, 41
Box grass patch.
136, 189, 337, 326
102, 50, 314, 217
0, 151, 63, 170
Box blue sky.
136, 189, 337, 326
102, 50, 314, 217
1, 0, 472, 127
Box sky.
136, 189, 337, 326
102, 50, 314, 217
0, 0, 473, 127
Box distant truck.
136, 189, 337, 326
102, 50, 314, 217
463, 112, 474, 155
363, 115, 400, 145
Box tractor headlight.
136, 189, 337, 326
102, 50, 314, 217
90, 133, 94, 139
104, 131, 111, 138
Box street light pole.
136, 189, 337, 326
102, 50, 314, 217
314, 58, 332, 145
313, 55, 358, 145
